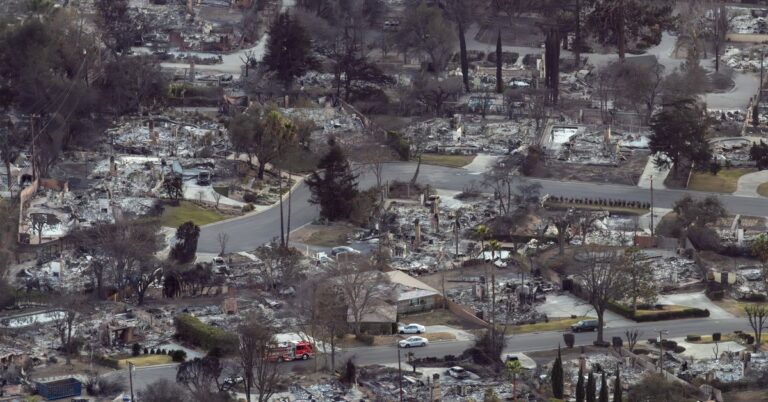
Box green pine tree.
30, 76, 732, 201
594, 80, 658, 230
551, 346, 564, 399
599, 372, 609, 402
586, 371, 596, 402
263, 12, 318, 88
576, 366, 585, 402
306, 138, 358, 221
613, 368, 622, 402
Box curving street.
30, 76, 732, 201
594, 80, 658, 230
197, 162, 768, 253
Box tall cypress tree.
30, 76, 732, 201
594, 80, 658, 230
586, 371, 596, 402
613, 368, 622, 402
551, 346, 564, 399
305, 138, 358, 221
263, 12, 318, 89
599, 372, 609, 402
576, 366, 585, 402
495, 29, 503, 94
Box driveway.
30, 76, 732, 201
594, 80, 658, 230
536, 294, 634, 328
735, 169, 768, 197
425, 325, 476, 342
657, 292, 736, 319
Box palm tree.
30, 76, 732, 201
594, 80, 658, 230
452, 209, 463, 256
475, 224, 489, 259
506, 359, 523, 402
488, 239, 502, 261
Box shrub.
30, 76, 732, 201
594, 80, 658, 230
143, 348, 149, 355
171, 350, 187, 362
673, 346, 686, 353
94, 355, 120, 369
242, 203, 255, 212
242, 192, 258, 203
713, 333, 721, 342
357, 334, 375, 346
132, 343, 141, 357
174, 314, 238, 354
686, 335, 701, 342
563, 333, 575, 348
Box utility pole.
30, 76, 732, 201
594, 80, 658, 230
650, 175, 654, 237
397, 349, 403, 402
762, 48, 765, 101
128, 362, 135, 401
657, 330, 668, 375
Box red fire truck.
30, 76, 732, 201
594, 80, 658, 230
268, 340, 315, 362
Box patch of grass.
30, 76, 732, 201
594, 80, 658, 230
545, 201, 648, 216
213, 186, 229, 197
687, 168, 756, 193
633, 305, 688, 317
714, 299, 763, 317
118, 355, 172, 368
161, 201, 227, 228
419, 153, 476, 168
507, 317, 594, 334
400, 310, 463, 327
758, 183, 768, 197
303, 226, 358, 247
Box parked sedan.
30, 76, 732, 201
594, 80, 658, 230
447, 366, 470, 379
331, 246, 360, 257
398, 336, 428, 348
398, 323, 426, 334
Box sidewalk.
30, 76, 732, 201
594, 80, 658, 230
637, 153, 670, 189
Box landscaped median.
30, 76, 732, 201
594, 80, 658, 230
608, 302, 710, 322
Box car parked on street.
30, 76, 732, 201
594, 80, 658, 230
398, 323, 426, 334
571, 319, 600, 332
398, 336, 428, 348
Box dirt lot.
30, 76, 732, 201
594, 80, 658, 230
475, 16, 545, 48
530, 151, 650, 186
417, 263, 527, 292
290, 224, 360, 247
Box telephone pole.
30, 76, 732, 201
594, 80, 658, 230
128, 362, 135, 401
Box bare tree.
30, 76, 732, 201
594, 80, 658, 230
412, 75, 463, 116
176, 356, 224, 401
51, 295, 87, 365
296, 277, 347, 371
746, 304, 768, 353
549, 209, 576, 255
483, 156, 517, 216
238, 317, 280, 402
625, 329, 642, 352
574, 210, 602, 245
576, 247, 628, 344
330, 255, 392, 336
707, 1, 732, 73
138, 378, 189, 402
30, 213, 60, 244
622, 247, 657, 313
212, 191, 222, 209
217, 233, 229, 256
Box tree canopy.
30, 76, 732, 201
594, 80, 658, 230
649, 99, 712, 177
263, 12, 318, 88
306, 138, 358, 221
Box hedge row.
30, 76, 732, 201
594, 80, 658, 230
608, 302, 710, 322
174, 314, 238, 354
547, 196, 651, 210
94, 355, 120, 369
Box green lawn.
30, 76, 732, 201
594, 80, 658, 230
303, 226, 358, 247
161, 201, 227, 227
507, 317, 593, 334
118, 355, 172, 368
687, 168, 756, 193
420, 153, 476, 168
758, 183, 768, 197
633, 304, 688, 317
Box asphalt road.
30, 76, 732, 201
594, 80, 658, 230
126, 316, 749, 391
198, 163, 768, 253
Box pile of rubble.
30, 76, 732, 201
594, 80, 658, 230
721, 46, 768, 73
647, 256, 702, 288
681, 351, 768, 384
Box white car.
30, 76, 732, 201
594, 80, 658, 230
398, 323, 426, 334
399, 336, 428, 348
447, 366, 470, 379
331, 246, 360, 256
